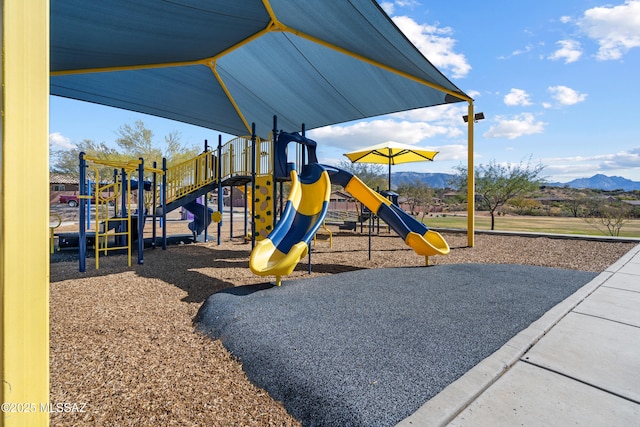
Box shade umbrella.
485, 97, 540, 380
49, 0, 469, 137
344, 141, 438, 191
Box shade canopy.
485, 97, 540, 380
344, 141, 438, 190
50, 0, 469, 137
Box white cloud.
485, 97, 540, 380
578, 0, 640, 60
544, 146, 640, 178
548, 39, 583, 63
392, 15, 471, 78
504, 88, 533, 106
380, 2, 395, 15
310, 118, 454, 151
429, 144, 468, 162
49, 132, 76, 150
308, 104, 470, 153
483, 113, 546, 140
390, 103, 469, 128
511, 44, 533, 56
548, 85, 587, 105
560, 16, 572, 24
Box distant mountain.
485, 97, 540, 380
390, 171, 455, 189
390, 172, 640, 191
548, 174, 640, 191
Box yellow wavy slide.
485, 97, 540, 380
249, 163, 331, 285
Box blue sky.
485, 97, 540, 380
50, 0, 640, 182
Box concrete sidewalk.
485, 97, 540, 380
398, 243, 640, 426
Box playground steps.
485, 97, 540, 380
160, 181, 218, 216
221, 174, 251, 187
98, 215, 143, 241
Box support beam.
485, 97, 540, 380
467, 102, 475, 247
1, 0, 50, 425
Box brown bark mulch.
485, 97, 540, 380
49, 223, 637, 426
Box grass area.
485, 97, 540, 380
423, 213, 640, 238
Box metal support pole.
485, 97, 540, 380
162, 158, 167, 250
152, 161, 157, 248
368, 212, 372, 261
217, 136, 223, 245
467, 102, 475, 247
204, 139, 209, 243
229, 187, 234, 240
87, 179, 92, 229
121, 168, 127, 217
301, 123, 306, 169
251, 123, 257, 249
244, 183, 249, 240
302, 123, 313, 272
137, 157, 144, 264
79, 152, 86, 272
272, 115, 278, 224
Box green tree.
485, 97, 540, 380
562, 193, 590, 218
335, 160, 386, 191
582, 197, 632, 236
51, 138, 122, 180
115, 120, 199, 168
51, 120, 200, 180
453, 159, 545, 230
396, 181, 434, 215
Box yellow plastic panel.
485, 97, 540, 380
1, 0, 50, 425
249, 168, 330, 284
404, 230, 450, 256
253, 175, 274, 240
344, 176, 391, 213
297, 171, 331, 216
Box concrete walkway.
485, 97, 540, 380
398, 243, 640, 426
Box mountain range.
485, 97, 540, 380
546, 174, 640, 191
390, 172, 640, 191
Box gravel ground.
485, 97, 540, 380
49, 219, 637, 426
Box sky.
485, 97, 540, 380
49, 0, 640, 182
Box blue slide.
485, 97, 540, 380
183, 200, 213, 236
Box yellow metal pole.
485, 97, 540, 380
467, 102, 475, 247
1, 0, 50, 425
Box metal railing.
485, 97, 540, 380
164, 136, 273, 206
164, 150, 217, 205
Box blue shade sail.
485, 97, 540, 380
50, 0, 469, 137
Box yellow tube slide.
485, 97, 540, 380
249, 164, 331, 285
345, 174, 449, 256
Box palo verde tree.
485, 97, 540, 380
51, 120, 200, 180
452, 158, 545, 230
581, 196, 632, 237
396, 181, 434, 216
335, 160, 386, 191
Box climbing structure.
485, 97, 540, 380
77, 133, 274, 271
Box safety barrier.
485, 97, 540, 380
218, 135, 273, 178
164, 150, 217, 205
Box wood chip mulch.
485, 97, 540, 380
49, 225, 637, 426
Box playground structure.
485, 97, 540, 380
248, 124, 450, 286
76, 132, 273, 272
75, 117, 449, 280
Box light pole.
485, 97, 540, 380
462, 109, 485, 247
462, 112, 485, 123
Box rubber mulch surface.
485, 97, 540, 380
196, 263, 597, 427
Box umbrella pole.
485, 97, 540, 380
388, 160, 391, 191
